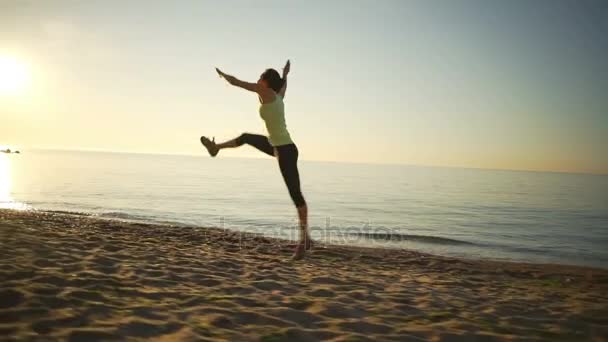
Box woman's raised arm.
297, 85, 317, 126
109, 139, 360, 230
278, 60, 290, 98
215, 67, 259, 93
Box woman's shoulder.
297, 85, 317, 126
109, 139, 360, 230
261, 91, 283, 105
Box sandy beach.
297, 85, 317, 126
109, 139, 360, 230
1, 209, 607, 341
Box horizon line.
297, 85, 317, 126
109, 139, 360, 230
12, 146, 608, 177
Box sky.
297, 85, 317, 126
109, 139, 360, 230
1, 0, 607, 174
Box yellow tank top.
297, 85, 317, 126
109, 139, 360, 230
259, 94, 294, 146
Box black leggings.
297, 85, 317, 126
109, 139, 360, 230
235, 133, 306, 208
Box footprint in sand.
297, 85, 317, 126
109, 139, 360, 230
0, 289, 25, 308
251, 280, 287, 292
338, 320, 393, 335
117, 320, 183, 339
230, 311, 291, 328
306, 288, 335, 298
310, 276, 348, 286
265, 308, 322, 328
316, 303, 368, 319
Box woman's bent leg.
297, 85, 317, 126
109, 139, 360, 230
216, 133, 275, 157
210, 133, 274, 156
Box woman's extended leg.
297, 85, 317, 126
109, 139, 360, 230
201, 133, 274, 157
276, 144, 311, 259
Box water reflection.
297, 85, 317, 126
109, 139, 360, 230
0, 154, 28, 210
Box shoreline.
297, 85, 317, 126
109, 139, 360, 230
26, 208, 607, 270
1, 209, 607, 340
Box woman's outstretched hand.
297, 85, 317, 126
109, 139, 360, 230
216, 67, 227, 78
216, 67, 235, 84
282, 60, 290, 78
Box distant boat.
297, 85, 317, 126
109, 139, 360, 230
1, 149, 20, 154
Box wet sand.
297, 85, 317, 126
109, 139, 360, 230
1, 209, 607, 341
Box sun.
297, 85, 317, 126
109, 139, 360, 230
0, 55, 30, 95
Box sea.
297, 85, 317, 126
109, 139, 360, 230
1, 149, 607, 268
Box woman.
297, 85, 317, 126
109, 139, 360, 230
200, 60, 312, 260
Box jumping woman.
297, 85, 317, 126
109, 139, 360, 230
200, 60, 312, 260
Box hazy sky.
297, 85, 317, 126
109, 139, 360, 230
1, 0, 607, 174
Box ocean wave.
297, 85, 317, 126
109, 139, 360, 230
0, 201, 30, 210
36, 208, 191, 227
94, 211, 152, 221
39, 209, 153, 222
348, 231, 476, 246
39, 209, 92, 216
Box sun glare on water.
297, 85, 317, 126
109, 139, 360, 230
0, 154, 28, 210
0, 154, 14, 206
0, 55, 30, 96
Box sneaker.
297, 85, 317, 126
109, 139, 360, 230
200, 136, 219, 157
